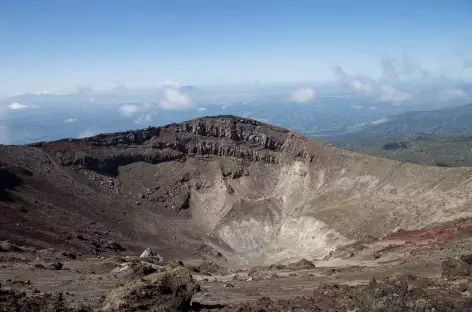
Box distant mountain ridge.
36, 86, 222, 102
346, 103, 472, 136
325, 103, 472, 167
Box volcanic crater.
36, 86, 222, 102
2, 115, 472, 265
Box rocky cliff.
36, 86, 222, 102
29, 116, 293, 175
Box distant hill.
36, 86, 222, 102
327, 133, 472, 167
346, 103, 472, 136
325, 103, 472, 167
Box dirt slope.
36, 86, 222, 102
1, 115, 472, 265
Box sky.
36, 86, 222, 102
1, 0, 471, 95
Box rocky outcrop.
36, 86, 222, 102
178, 116, 287, 149
31, 116, 290, 175
140, 248, 163, 262
441, 257, 471, 279
102, 266, 200, 311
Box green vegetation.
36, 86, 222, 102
326, 134, 472, 167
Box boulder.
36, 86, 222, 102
460, 254, 472, 265
140, 248, 163, 262
102, 266, 200, 311
112, 261, 165, 275
0, 240, 22, 252
47, 261, 64, 270
133, 262, 165, 276
36, 248, 76, 260
90, 239, 125, 253
187, 260, 221, 276
112, 263, 131, 274
106, 241, 125, 252
287, 259, 315, 269
441, 257, 471, 279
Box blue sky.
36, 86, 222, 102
1, 0, 471, 95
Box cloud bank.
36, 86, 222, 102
332, 66, 374, 94
118, 104, 141, 116
291, 88, 315, 103
379, 85, 412, 102
115, 81, 195, 114
160, 88, 193, 110
7, 102, 38, 110
332, 56, 469, 103
118, 103, 156, 125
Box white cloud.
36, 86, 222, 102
379, 85, 412, 103
118, 104, 141, 116
118, 102, 157, 118
8, 102, 30, 110
332, 57, 468, 103
438, 88, 467, 101
5, 90, 52, 97
198, 107, 207, 112
157, 80, 182, 89
134, 113, 152, 124
381, 56, 439, 85
291, 88, 315, 103
333, 65, 411, 103
33, 90, 51, 95
64, 118, 78, 124
89, 97, 95, 102
369, 106, 377, 110
160, 88, 193, 110
332, 66, 374, 94
349, 80, 373, 93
